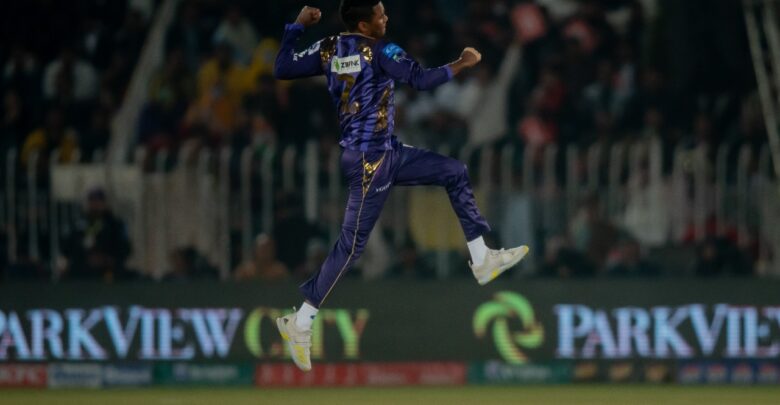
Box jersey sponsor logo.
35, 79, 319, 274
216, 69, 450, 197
375, 181, 392, 193
331, 54, 362, 74
293, 42, 321, 61
382, 43, 405, 61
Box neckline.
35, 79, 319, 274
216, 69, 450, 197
340, 32, 376, 40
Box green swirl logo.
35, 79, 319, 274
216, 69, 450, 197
473, 291, 544, 364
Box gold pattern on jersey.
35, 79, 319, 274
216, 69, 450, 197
361, 154, 385, 196
374, 86, 392, 132
337, 74, 358, 115
360, 44, 373, 63
320, 36, 338, 69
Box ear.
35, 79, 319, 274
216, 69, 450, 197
357, 20, 371, 34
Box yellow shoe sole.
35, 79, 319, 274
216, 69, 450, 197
477, 245, 530, 286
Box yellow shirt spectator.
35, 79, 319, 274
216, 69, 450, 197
22, 128, 79, 164
21, 108, 79, 165
196, 44, 252, 105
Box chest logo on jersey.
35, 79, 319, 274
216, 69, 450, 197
331, 55, 362, 74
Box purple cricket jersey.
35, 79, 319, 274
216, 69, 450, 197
274, 23, 453, 152
274, 22, 491, 307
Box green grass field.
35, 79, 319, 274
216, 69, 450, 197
1, 386, 779, 405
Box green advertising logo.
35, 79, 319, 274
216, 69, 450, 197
473, 291, 544, 364
244, 307, 369, 360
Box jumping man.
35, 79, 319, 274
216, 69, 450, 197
273, 0, 529, 371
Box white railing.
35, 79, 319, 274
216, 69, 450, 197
1, 137, 777, 280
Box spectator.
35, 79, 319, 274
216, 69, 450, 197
149, 48, 195, 113
580, 60, 617, 130
164, 246, 218, 282
693, 237, 754, 277
605, 238, 660, 277
570, 195, 620, 271
80, 108, 111, 161
622, 158, 669, 247
185, 43, 249, 141
139, 48, 195, 149
518, 64, 566, 148
1, 89, 29, 153
243, 112, 277, 150
101, 50, 135, 103
560, 38, 593, 102
21, 106, 79, 164
166, 1, 209, 71
627, 67, 669, 131
538, 235, 596, 278
42, 47, 98, 102
612, 42, 638, 129
727, 93, 766, 157
80, 16, 113, 69
60, 188, 133, 282
234, 234, 288, 281
213, 5, 259, 65
563, 0, 617, 59
242, 74, 282, 135
460, 43, 523, 146
197, 42, 247, 104
246, 39, 280, 83
3, 46, 40, 104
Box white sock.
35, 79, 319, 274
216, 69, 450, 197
295, 302, 318, 330
467, 236, 488, 266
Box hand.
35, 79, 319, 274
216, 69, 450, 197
447, 47, 482, 76
295, 6, 322, 27
459, 47, 482, 68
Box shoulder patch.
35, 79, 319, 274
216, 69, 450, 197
382, 43, 405, 62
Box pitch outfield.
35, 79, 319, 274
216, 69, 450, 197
1, 386, 779, 405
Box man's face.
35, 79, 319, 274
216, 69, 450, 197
366, 2, 388, 38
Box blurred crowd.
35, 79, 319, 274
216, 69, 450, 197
1, 0, 156, 164
0, 0, 773, 282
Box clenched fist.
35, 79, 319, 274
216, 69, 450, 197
295, 6, 322, 27
459, 47, 482, 68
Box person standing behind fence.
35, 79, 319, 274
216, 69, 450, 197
60, 188, 133, 282
234, 234, 289, 282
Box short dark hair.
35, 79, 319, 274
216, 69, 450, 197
339, 0, 380, 31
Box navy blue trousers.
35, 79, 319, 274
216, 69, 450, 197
300, 143, 490, 307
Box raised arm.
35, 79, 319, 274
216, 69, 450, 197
377, 44, 482, 91
273, 6, 324, 80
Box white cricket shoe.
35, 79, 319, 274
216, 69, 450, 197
470, 245, 530, 285
276, 312, 312, 371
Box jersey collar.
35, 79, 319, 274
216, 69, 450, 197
340, 31, 376, 40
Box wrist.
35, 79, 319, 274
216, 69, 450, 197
448, 59, 466, 76
444, 64, 454, 80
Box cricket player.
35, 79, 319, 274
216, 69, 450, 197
273, 0, 529, 371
